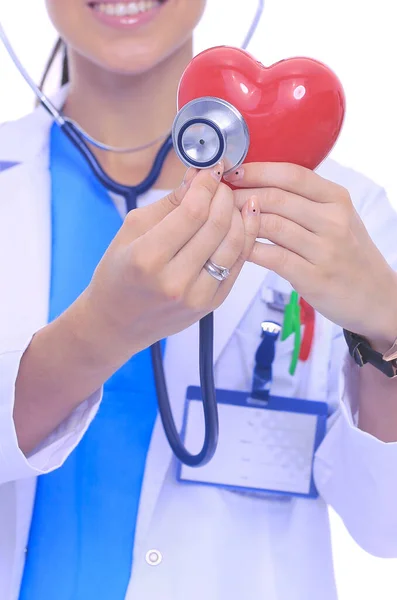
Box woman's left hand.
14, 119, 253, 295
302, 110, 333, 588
226, 163, 397, 350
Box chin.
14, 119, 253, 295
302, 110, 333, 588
49, 0, 205, 76
89, 37, 187, 76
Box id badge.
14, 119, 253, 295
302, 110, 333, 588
178, 386, 328, 498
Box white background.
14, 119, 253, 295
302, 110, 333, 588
1, 0, 396, 598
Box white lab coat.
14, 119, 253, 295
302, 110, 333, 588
1, 90, 397, 600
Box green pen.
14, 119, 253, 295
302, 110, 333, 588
281, 291, 302, 376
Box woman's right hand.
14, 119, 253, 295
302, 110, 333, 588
77, 161, 260, 362
13, 162, 260, 456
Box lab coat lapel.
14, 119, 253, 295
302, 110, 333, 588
134, 261, 267, 551
0, 86, 68, 164
0, 87, 68, 350
0, 153, 52, 594
0, 156, 51, 348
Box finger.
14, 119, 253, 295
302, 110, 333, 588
193, 207, 245, 297
224, 162, 344, 203
186, 196, 260, 309
120, 167, 199, 242
133, 162, 226, 265
249, 241, 315, 289
163, 181, 235, 283
234, 187, 325, 234
258, 214, 321, 263
155, 166, 200, 218
213, 194, 261, 304
240, 194, 261, 262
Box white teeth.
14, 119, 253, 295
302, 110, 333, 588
128, 2, 139, 14
115, 3, 128, 15
94, 1, 159, 16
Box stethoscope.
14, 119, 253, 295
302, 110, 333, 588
0, 0, 264, 467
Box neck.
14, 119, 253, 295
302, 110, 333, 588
63, 41, 193, 188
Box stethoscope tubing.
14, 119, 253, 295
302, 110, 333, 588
62, 120, 219, 465
0, 0, 265, 465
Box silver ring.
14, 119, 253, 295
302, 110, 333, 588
204, 260, 231, 282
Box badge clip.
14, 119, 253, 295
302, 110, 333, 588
250, 321, 282, 402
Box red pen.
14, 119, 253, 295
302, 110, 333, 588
299, 298, 315, 361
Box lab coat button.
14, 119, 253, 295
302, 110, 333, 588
145, 549, 162, 566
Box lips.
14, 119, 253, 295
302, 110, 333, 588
87, 0, 168, 28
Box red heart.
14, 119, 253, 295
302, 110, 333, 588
177, 46, 345, 170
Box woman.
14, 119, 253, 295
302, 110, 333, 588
1, 0, 397, 598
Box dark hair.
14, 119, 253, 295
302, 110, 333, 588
39, 37, 69, 93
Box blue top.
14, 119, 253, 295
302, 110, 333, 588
19, 123, 160, 600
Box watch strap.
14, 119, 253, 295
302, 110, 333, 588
343, 330, 397, 378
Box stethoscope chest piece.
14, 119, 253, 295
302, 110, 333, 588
172, 96, 250, 174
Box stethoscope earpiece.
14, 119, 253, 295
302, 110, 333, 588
172, 97, 250, 174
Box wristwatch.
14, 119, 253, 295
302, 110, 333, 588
344, 330, 397, 378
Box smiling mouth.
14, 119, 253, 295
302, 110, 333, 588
88, 1, 167, 17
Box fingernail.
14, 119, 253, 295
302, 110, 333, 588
211, 161, 224, 181
248, 194, 259, 215
182, 167, 198, 185
224, 167, 244, 182
181, 167, 198, 189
